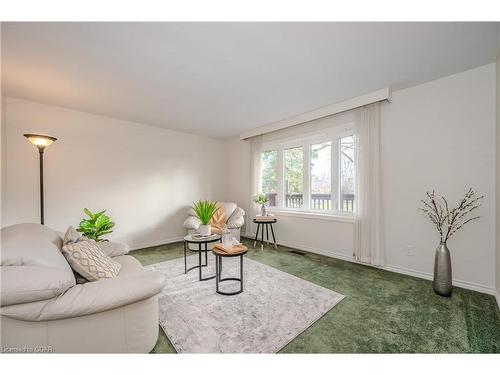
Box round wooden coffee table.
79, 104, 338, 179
212, 245, 248, 295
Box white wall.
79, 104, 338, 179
226, 64, 497, 294
2, 97, 227, 249
496, 53, 500, 305
382, 63, 496, 293
1, 64, 496, 295
1, 23, 4, 231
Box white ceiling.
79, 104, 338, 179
2, 22, 499, 139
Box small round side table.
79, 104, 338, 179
252, 218, 277, 250
183, 234, 221, 281
212, 245, 248, 295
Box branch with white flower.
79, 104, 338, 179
419, 188, 483, 244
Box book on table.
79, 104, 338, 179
213, 243, 247, 254
191, 234, 218, 240
255, 214, 275, 221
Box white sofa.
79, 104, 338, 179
183, 202, 245, 250
0, 223, 166, 353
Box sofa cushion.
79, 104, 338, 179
61, 240, 121, 282
0, 223, 76, 306
2, 223, 68, 268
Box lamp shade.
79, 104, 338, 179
24, 134, 57, 148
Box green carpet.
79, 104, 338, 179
131, 239, 500, 353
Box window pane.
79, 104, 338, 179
284, 146, 303, 208
310, 142, 331, 210
260, 150, 278, 206
339, 135, 356, 213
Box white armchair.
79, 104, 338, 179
0, 223, 166, 353
183, 202, 245, 249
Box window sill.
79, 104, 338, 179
267, 209, 355, 223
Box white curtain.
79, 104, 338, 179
354, 102, 385, 266
247, 135, 263, 236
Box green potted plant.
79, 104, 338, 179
192, 200, 219, 236
76, 208, 115, 241
254, 194, 270, 216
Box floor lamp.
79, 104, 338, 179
24, 133, 57, 225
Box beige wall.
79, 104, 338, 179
0, 93, 3, 230
382, 64, 495, 292
227, 64, 497, 294
496, 53, 500, 305
2, 97, 227, 249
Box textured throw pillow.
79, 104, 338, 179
61, 240, 121, 281
63, 225, 81, 245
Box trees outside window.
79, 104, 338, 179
284, 146, 304, 208
261, 150, 278, 206
311, 142, 331, 210
260, 126, 356, 215
339, 136, 356, 212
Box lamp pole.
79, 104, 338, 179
38, 146, 45, 224
24, 134, 57, 225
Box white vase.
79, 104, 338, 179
222, 233, 233, 249
198, 224, 211, 236
261, 204, 268, 216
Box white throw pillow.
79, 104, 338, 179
61, 239, 121, 281
63, 225, 81, 245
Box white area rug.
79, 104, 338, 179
146, 254, 344, 353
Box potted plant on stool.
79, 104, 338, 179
254, 194, 270, 216
192, 200, 219, 236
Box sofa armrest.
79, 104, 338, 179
229, 206, 245, 219
98, 241, 130, 257
184, 215, 201, 230
227, 215, 245, 229
1, 266, 75, 307
0, 271, 166, 322
227, 207, 245, 229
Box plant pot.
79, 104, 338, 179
198, 224, 211, 236
433, 242, 452, 297
261, 204, 268, 216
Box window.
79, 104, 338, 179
284, 146, 304, 208
311, 142, 331, 210
261, 150, 278, 206
260, 125, 356, 215
339, 136, 356, 213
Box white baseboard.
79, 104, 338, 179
381, 264, 495, 296
241, 233, 496, 296
496, 289, 500, 310
129, 236, 184, 251
276, 239, 354, 263
241, 232, 354, 262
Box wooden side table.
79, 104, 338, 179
252, 218, 277, 250
212, 245, 248, 295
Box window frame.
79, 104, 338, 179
260, 123, 356, 217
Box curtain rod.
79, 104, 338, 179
240, 87, 391, 140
